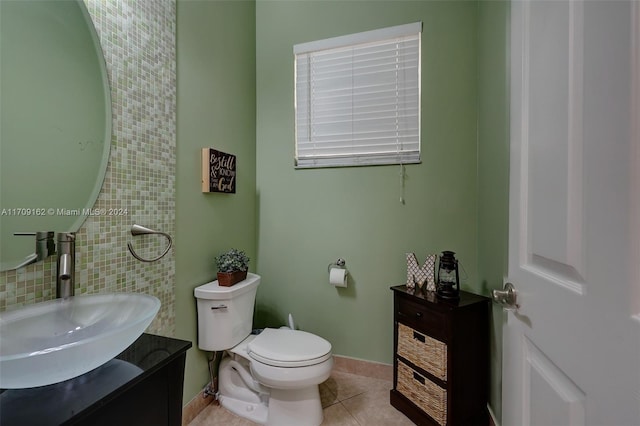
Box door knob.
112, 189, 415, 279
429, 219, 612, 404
492, 282, 519, 310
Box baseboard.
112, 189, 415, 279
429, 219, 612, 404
332, 354, 393, 381
181, 386, 213, 426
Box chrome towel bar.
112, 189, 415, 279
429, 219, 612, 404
127, 224, 172, 262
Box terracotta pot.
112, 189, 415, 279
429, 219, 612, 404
217, 270, 248, 287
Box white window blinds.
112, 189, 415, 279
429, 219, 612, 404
294, 22, 421, 168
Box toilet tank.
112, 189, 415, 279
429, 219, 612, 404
194, 273, 260, 351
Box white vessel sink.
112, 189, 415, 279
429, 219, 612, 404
0, 293, 160, 389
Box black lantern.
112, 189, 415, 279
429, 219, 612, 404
437, 251, 460, 300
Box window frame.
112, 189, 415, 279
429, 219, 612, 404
294, 22, 422, 169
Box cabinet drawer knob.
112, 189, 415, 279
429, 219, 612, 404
415, 312, 422, 318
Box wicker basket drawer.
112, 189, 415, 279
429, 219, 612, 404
397, 359, 447, 426
398, 323, 447, 381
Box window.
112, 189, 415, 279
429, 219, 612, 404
294, 22, 421, 168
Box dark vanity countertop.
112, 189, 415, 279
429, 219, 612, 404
0, 333, 192, 426
390, 284, 490, 310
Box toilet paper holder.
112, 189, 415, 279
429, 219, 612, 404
327, 258, 346, 272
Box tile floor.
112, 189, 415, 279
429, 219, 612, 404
188, 370, 415, 426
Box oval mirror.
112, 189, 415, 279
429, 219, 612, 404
0, 0, 111, 271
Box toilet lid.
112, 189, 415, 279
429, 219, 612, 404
247, 328, 332, 368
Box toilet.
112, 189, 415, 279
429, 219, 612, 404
194, 273, 333, 426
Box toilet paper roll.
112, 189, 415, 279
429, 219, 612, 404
329, 267, 348, 288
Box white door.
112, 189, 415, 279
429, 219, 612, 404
502, 1, 640, 425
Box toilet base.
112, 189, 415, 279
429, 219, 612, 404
218, 355, 324, 426
219, 394, 268, 424
267, 385, 323, 426
218, 357, 269, 424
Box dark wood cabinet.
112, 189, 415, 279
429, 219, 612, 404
0, 334, 191, 426
390, 285, 490, 426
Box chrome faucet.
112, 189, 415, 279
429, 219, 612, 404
56, 232, 76, 299
14, 231, 76, 298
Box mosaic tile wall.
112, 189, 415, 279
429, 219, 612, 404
0, 0, 177, 336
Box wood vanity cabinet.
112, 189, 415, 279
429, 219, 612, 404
390, 285, 490, 426
0, 334, 191, 426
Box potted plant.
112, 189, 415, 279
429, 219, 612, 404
215, 248, 250, 287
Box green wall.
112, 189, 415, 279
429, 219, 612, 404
255, 0, 479, 364
175, 1, 510, 419
175, 0, 257, 404
477, 0, 510, 421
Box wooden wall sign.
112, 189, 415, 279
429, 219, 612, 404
201, 148, 236, 193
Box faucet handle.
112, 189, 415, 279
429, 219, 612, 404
14, 231, 54, 239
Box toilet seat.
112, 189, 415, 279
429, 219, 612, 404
247, 328, 332, 368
